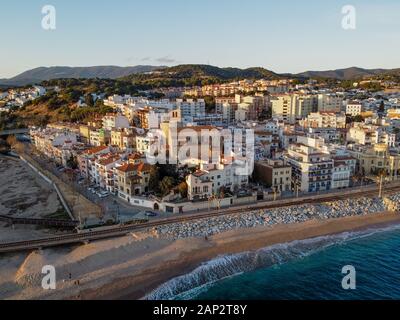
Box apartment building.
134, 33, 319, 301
317, 93, 343, 113
254, 159, 292, 192
102, 114, 130, 131
331, 159, 351, 189
110, 129, 136, 152
89, 128, 110, 147
77, 146, 111, 179
215, 97, 237, 114
307, 128, 342, 143
221, 103, 238, 124
265, 120, 281, 135
284, 137, 334, 193
346, 101, 363, 116
237, 95, 267, 121
135, 107, 170, 129
176, 99, 206, 118
347, 124, 396, 147
93, 154, 123, 193
299, 112, 347, 129
271, 94, 317, 123
136, 135, 152, 154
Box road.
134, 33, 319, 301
28, 149, 147, 223
1, 181, 400, 253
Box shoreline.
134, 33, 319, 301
76, 211, 400, 300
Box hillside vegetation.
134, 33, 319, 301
121, 64, 282, 88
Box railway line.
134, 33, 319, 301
0, 215, 79, 229
1, 182, 400, 254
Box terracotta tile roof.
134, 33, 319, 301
137, 162, 151, 172
98, 156, 120, 166
117, 162, 151, 173
193, 170, 207, 177
117, 163, 136, 173
84, 146, 108, 155
128, 153, 143, 160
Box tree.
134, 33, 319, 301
353, 115, 364, 123
218, 186, 226, 198
160, 176, 175, 196
379, 101, 385, 113
66, 155, 78, 169
85, 94, 94, 107
6, 135, 17, 148
204, 96, 216, 113
177, 182, 188, 198
65, 89, 83, 103
0, 139, 10, 154
148, 166, 160, 193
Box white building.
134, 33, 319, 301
300, 112, 347, 129
102, 114, 130, 131
331, 160, 351, 189
347, 124, 396, 147
271, 94, 317, 123
186, 162, 249, 201
284, 136, 334, 193
176, 98, 206, 118
317, 93, 343, 113
346, 101, 363, 116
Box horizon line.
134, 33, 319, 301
2, 64, 399, 80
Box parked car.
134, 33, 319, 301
145, 211, 157, 217
96, 190, 110, 198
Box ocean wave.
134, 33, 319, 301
145, 223, 400, 300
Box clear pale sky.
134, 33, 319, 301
0, 0, 399, 78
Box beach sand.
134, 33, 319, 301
0, 156, 68, 243
1, 211, 400, 300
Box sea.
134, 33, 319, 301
146, 223, 400, 300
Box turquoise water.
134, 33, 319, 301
147, 224, 400, 300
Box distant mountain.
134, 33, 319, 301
121, 64, 282, 88
161, 64, 281, 80
0, 65, 164, 87
295, 67, 390, 80
2, 64, 400, 88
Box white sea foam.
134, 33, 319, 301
145, 223, 400, 300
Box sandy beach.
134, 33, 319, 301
92, 212, 400, 300
0, 155, 69, 243
0, 156, 64, 219
2, 210, 399, 300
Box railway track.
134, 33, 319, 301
1, 183, 400, 254
0, 215, 79, 229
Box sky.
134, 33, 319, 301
0, 0, 399, 78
